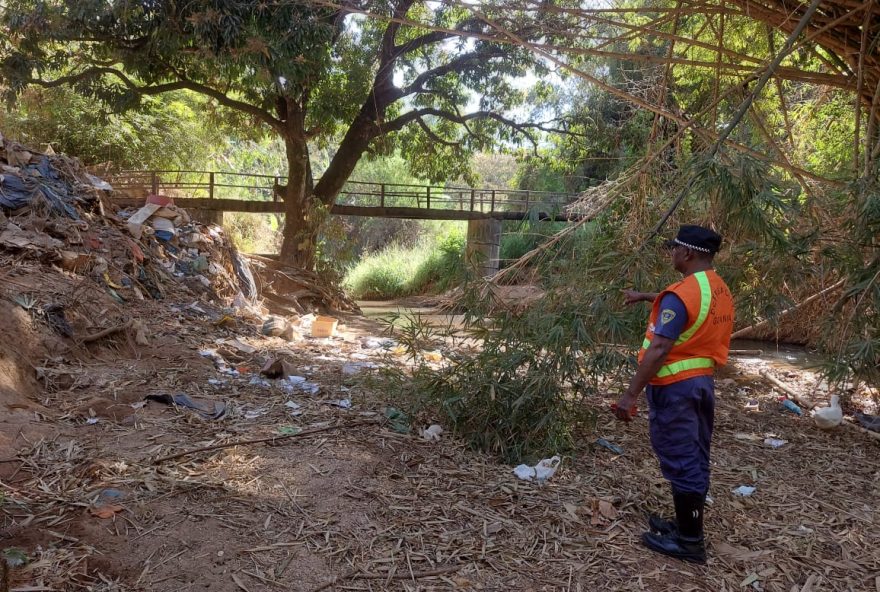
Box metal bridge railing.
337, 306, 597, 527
108, 169, 579, 215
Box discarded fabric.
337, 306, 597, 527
855, 412, 880, 432
146, 393, 227, 420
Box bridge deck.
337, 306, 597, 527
107, 170, 581, 221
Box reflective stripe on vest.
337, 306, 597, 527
655, 356, 714, 378
644, 271, 714, 378
675, 271, 711, 344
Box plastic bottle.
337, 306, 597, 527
782, 399, 802, 415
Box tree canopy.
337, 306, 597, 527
1, 0, 556, 266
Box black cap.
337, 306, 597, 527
662, 225, 723, 254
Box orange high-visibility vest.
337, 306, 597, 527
638, 269, 734, 386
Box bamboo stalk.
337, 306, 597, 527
759, 369, 815, 410
731, 279, 846, 340
152, 419, 379, 464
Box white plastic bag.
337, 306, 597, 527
421, 424, 443, 441
513, 455, 561, 483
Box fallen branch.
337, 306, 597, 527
81, 320, 133, 343
152, 419, 380, 464
310, 565, 462, 592
731, 279, 846, 339
759, 369, 815, 409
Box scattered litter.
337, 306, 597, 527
89, 504, 124, 519
285, 375, 320, 395
421, 424, 443, 441
764, 438, 788, 448
732, 485, 757, 497
513, 456, 561, 483
595, 437, 624, 455
311, 315, 338, 338
342, 361, 378, 376
225, 338, 257, 355
284, 401, 303, 416
2, 547, 29, 568
326, 399, 352, 409
243, 407, 269, 420
383, 406, 410, 433
200, 348, 237, 376
744, 399, 760, 411
855, 411, 880, 432
261, 358, 295, 379
734, 432, 762, 441
85, 417, 99, 425
262, 316, 297, 340
248, 376, 270, 388
781, 399, 802, 415
361, 337, 393, 349
145, 393, 227, 420
422, 350, 443, 362
277, 426, 301, 436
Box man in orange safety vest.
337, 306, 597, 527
615, 224, 734, 564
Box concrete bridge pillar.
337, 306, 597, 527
189, 209, 224, 227
465, 218, 502, 278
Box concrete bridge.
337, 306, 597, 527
107, 170, 582, 275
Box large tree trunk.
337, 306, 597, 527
278, 105, 321, 269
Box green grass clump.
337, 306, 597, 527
345, 230, 466, 299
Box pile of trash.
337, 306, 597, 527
0, 136, 255, 307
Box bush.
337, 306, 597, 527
345, 226, 467, 299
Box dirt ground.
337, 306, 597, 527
2, 269, 879, 591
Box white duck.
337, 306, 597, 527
813, 395, 843, 430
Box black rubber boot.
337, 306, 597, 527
641, 491, 706, 564
648, 514, 677, 535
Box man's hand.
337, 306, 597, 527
613, 391, 638, 421
622, 289, 656, 306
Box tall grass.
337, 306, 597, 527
345, 230, 466, 299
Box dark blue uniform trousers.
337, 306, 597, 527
646, 375, 715, 495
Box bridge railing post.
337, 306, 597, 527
209, 172, 215, 199
273, 177, 279, 202
150, 171, 159, 196
381, 184, 385, 208
470, 189, 475, 212
525, 190, 530, 212
426, 186, 431, 209
491, 189, 496, 211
